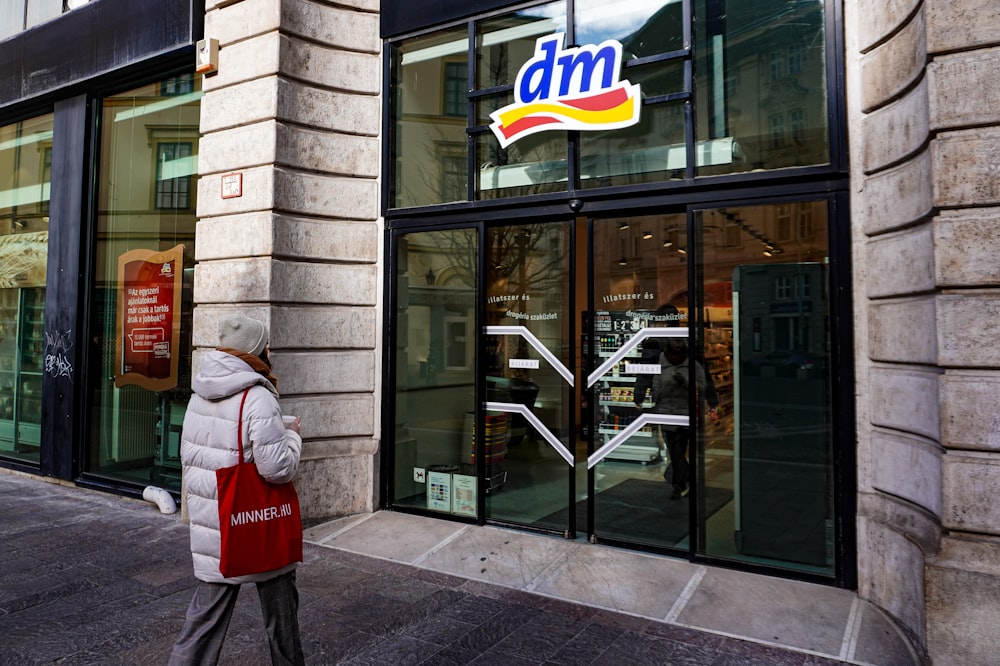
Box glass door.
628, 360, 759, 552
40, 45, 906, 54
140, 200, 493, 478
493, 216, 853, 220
482, 221, 575, 532
694, 202, 835, 577
389, 203, 838, 577
587, 213, 696, 550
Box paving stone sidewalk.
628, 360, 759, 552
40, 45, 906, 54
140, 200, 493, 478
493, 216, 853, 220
0, 472, 848, 665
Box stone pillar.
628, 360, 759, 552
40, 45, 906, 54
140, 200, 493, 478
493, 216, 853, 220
195, 0, 382, 521
849, 0, 1000, 661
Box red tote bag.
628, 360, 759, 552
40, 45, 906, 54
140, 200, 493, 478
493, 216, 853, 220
216, 389, 303, 578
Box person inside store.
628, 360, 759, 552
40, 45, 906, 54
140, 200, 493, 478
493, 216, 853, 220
634, 304, 712, 499
169, 314, 304, 666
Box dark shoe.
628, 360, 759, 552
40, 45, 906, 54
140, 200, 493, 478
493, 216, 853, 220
671, 485, 683, 500
679, 484, 690, 498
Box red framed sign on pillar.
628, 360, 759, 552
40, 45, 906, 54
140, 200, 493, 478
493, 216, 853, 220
114, 244, 184, 391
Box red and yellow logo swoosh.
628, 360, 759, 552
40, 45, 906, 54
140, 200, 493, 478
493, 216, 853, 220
489, 83, 641, 148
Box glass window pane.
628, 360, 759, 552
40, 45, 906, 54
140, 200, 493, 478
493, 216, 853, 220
475, 2, 566, 90
392, 27, 470, 208
87, 76, 201, 492
696, 201, 833, 576
576, 0, 683, 57
695, 0, 829, 174
626, 59, 685, 99
475, 92, 567, 199
580, 100, 687, 188
393, 229, 478, 515
0, 112, 53, 465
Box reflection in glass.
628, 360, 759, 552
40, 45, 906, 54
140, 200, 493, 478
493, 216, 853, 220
0, 112, 53, 465
476, 122, 567, 199
476, 2, 566, 90
87, 76, 201, 492
393, 27, 470, 208
591, 213, 692, 548
695, 0, 829, 174
580, 100, 688, 189
393, 229, 478, 515
576, 0, 683, 56
696, 201, 833, 576
625, 60, 685, 99
485, 223, 572, 531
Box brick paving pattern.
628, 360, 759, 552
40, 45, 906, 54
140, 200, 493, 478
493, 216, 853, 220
0, 472, 847, 665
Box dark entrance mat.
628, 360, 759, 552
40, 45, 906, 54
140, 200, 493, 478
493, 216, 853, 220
536, 478, 733, 545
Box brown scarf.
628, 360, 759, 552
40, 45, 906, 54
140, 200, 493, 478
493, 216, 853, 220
218, 347, 279, 393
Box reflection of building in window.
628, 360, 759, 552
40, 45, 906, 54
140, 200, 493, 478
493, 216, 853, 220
444, 317, 471, 370
788, 45, 805, 75
39, 146, 52, 215
796, 272, 811, 298
439, 150, 466, 203
798, 206, 814, 239
768, 113, 784, 149
160, 74, 195, 97
775, 275, 791, 300
789, 108, 805, 144
443, 62, 468, 117
773, 314, 808, 351
776, 205, 792, 240
723, 223, 742, 248
775, 272, 812, 301
768, 50, 783, 81
156, 142, 192, 210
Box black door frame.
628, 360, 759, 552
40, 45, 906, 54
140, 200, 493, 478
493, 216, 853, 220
383, 184, 855, 588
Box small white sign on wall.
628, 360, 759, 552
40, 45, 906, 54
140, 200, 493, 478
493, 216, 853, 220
221, 172, 243, 199
509, 358, 540, 369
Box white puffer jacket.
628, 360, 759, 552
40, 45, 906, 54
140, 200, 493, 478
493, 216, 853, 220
181, 350, 302, 584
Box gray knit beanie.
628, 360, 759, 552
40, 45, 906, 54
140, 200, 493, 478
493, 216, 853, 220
218, 315, 268, 357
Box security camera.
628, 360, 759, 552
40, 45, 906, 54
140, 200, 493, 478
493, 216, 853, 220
568, 199, 584, 213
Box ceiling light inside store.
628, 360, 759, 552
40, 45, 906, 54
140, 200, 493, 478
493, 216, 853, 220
662, 240, 673, 248
618, 257, 628, 265
619, 222, 629, 231
642, 231, 653, 239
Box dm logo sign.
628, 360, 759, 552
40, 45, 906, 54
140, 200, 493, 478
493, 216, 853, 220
489, 34, 641, 148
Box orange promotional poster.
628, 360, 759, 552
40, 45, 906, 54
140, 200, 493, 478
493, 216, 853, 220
114, 245, 184, 391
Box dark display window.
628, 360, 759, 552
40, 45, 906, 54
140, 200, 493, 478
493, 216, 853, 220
85, 75, 201, 492
0, 112, 53, 465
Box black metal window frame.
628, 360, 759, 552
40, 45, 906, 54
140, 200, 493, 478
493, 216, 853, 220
381, 0, 848, 222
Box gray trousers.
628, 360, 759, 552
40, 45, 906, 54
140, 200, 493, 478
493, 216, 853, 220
169, 571, 304, 666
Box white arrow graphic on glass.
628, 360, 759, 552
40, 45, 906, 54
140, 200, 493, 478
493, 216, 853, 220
486, 325, 574, 386
587, 326, 689, 388
486, 401, 574, 466
588, 413, 689, 469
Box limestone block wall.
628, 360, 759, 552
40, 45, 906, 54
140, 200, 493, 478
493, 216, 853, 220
849, 0, 1000, 661
195, 0, 382, 521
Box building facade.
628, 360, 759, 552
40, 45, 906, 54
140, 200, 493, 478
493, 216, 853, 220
1, 0, 999, 662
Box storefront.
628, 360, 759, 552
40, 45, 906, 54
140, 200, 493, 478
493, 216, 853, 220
382, 0, 854, 584
0, 0, 201, 496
